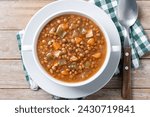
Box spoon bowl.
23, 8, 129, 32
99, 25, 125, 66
117, 0, 138, 28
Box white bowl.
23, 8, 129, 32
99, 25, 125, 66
31, 11, 111, 87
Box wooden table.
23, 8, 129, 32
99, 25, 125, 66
0, 0, 150, 100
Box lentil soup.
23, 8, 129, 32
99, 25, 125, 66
37, 14, 107, 83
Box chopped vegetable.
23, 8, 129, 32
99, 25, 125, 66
48, 40, 54, 45
46, 53, 54, 60
53, 51, 61, 57
61, 70, 68, 75
60, 23, 68, 30
51, 66, 56, 70
96, 33, 101, 36
80, 27, 87, 34
86, 29, 93, 38
49, 27, 56, 34
75, 37, 82, 44
87, 38, 95, 45
56, 25, 64, 37
53, 42, 60, 50
69, 23, 76, 30
81, 72, 86, 79
85, 61, 91, 68
50, 69, 54, 74
61, 31, 67, 38
68, 62, 77, 69
53, 61, 59, 67
72, 30, 78, 37
92, 52, 101, 58
56, 24, 68, 38
58, 59, 67, 66
70, 56, 78, 61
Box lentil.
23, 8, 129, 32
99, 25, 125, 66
37, 14, 107, 83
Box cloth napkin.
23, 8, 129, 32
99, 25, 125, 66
90, 0, 150, 68
16, 0, 150, 98
16, 30, 39, 91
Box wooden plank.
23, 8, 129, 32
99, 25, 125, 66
0, 0, 150, 29
0, 31, 20, 59
0, 89, 52, 100
102, 59, 150, 88
0, 60, 150, 89
0, 88, 150, 100
86, 89, 123, 100
0, 60, 28, 88
137, 1, 150, 29
0, 0, 54, 30
86, 89, 150, 100
145, 30, 150, 40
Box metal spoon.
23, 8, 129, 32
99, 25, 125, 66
117, 0, 138, 99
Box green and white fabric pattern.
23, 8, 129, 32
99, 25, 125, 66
90, 0, 150, 68
17, 30, 39, 90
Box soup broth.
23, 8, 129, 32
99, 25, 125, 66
37, 14, 107, 83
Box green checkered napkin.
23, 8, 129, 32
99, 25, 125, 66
17, 30, 39, 91
16, 0, 150, 92
90, 0, 150, 68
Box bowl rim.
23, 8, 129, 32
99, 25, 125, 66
32, 10, 112, 87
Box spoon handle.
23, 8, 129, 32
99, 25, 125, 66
122, 47, 132, 99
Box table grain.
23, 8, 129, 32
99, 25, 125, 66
0, 0, 150, 100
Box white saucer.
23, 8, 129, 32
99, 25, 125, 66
22, 0, 121, 98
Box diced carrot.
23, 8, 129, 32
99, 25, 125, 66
75, 37, 82, 44
86, 29, 93, 38
92, 53, 101, 59
53, 61, 59, 67
53, 42, 60, 50
70, 56, 78, 61
61, 70, 68, 75
49, 27, 56, 34
87, 38, 95, 45
60, 23, 68, 30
